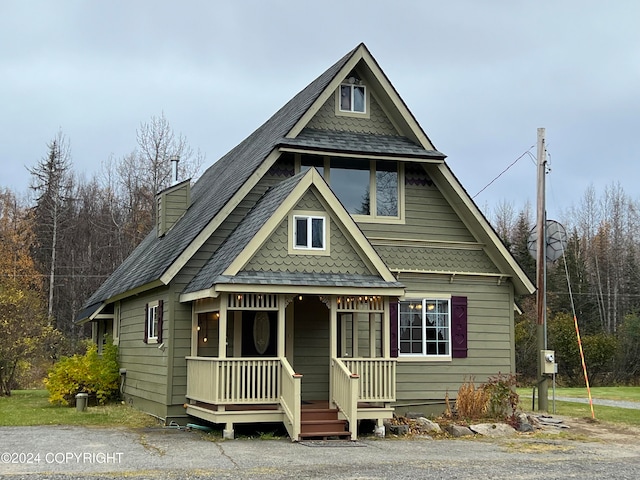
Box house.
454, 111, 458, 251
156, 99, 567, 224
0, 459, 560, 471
77, 43, 535, 441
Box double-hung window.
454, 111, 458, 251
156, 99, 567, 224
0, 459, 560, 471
293, 215, 325, 250
399, 298, 451, 357
146, 302, 159, 342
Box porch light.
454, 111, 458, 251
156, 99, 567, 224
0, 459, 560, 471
196, 325, 201, 331
203, 337, 208, 343
298, 295, 303, 301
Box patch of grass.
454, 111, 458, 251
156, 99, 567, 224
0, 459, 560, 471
551, 400, 640, 426
0, 390, 157, 428
518, 386, 640, 403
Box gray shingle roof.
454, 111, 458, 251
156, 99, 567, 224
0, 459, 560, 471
203, 271, 404, 289
184, 172, 306, 294
82, 46, 359, 309
281, 128, 445, 159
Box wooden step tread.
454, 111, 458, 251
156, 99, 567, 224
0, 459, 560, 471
298, 431, 352, 439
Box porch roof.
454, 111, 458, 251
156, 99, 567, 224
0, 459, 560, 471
180, 271, 404, 301
215, 271, 404, 288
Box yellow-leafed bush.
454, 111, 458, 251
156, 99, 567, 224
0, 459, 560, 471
45, 340, 119, 406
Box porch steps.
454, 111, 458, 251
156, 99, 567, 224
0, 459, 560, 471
299, 407, 351, 440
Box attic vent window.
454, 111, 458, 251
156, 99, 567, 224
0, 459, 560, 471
340, 83, 366, 113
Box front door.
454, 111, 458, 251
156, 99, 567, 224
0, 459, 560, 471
292, 296, 330, 401
241, 311, 277, 357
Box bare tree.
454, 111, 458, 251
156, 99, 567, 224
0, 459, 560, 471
29, 131, 72, 325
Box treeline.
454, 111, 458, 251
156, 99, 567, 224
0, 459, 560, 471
0, 114, 202, 393
492, 185, 640, 385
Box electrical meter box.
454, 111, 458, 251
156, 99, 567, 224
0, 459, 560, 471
540, 350, 557, 374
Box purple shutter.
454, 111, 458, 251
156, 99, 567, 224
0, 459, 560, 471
389, 300, 398, 358
157, 300, 164, 343
143, 303, 149, 343
451, 296, 468, 358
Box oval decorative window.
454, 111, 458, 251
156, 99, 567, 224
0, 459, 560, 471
253, 311, 270, 354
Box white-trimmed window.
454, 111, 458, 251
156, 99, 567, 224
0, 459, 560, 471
293, 215, 325, 250
146, 302, 159, 342
399, 298, 451, 357
340, 84, 366, 113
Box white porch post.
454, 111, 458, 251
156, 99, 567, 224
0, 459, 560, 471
329, 296, 337, 407
190, 307, 198, 357
277, 295, 286, 358
369, 312, 376, 358
219, 294, 228, 359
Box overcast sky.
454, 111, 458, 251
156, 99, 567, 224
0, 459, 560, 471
1, 1, 638, 222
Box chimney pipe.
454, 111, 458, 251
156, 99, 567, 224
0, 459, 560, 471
170, 156, 180, 185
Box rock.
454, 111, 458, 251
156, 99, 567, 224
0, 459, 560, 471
445, 424, 474, 437
388, 424, 410, 436
469, 423, 517, 437
415, 417, 442, 434
516, 413, 535, 433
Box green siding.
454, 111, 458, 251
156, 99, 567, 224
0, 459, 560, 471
118, 287, 170, 419
393, 274, 515, 406
244, 190, 372, 275
307, 88, 398, 135
360, 180, 477, 243
293, 297, 330, 401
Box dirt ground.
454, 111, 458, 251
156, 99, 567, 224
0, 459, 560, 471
556, 414, 640, 443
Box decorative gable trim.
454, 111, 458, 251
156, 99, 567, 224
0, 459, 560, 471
286, 43, 437, 153
222, 168, 396, 284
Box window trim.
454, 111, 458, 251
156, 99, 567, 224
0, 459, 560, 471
398, 295, 452, 360
288, 211, 330, 256
335, 84, 370, 119
146, 301, 160, 344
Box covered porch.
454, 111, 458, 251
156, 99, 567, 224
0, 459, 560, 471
184, 291, 399, 441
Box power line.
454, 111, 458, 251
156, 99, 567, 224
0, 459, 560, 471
473, 146, 535, 199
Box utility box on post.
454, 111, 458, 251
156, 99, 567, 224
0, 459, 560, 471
540, 350, 557, 375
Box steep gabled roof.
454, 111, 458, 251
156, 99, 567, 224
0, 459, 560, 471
80, 42, 534, 319
82, 45, 361, 310
181, 168, 404, 301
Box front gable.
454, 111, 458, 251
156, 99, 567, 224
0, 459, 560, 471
243, 189, 374, 276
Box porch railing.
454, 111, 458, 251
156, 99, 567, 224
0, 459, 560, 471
186, 357, 281, 404
280, 360, 302, 440
342, 358, 396, 403
331, 358, 359, 440
186, 356, 301, 440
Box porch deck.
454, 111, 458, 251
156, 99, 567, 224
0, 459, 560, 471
185, 356, 396, 440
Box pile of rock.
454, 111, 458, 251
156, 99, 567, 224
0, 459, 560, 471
383, 411, 548, 439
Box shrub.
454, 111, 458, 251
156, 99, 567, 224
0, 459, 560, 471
45, 339, 120, 406
454, 373, 519, 425
455, 377, 489, 420
483, 372, 519, 425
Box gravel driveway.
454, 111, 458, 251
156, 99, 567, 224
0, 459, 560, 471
1, 424, 640, 479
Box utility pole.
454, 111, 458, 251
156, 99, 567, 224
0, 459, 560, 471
536, 127, 548, 411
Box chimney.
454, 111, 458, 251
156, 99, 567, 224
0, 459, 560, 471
170, 155, 180, 185
156, 156, 190, 237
